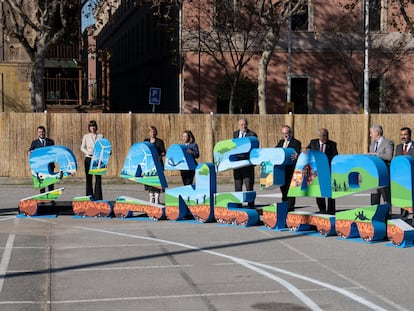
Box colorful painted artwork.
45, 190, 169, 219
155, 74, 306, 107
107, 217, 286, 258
213, 136, 259, 172
120, 142, 167, 189
261, 202, 288, 230
89, 138, 112, 176
19, 135, 414, 247
72, 196, 113, 217
29, 146, 77, 189
114, 196, 165, 220
287, 150, 331, 198
390, 156, 414, 210
335, 204, 388, 241
286, 212, 336, 236
331, 154, 388, 199
250, 147, 296, 189
386, 219, 414, 247
164, 144, 197, 170
19, 187, 64, 216
165, 163, 216, 222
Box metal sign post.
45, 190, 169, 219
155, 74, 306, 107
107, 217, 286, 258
149, 87, 161, 112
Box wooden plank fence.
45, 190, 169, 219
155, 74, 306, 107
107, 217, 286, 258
0, 112, 413, 178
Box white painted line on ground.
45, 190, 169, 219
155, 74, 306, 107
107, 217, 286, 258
0, 234, 15, 295
72, 225, 387, 311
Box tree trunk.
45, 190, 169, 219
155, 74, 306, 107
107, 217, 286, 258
31, 53, 46, 112
257, 51, 270, 115
228, 75, 240, 114
257, 30, 278, 115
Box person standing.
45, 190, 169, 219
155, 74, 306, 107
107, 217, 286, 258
395, 127, 414, 157
144, 126, 166, 204
28, 125, 55, 193
394, 127, 414, 218
275, 125, 301, 211
81, 120, 104, 200
232, 118, 257, 208
369, 125, 394, 208
181, 130, 199, 185
306, 128, 338, 214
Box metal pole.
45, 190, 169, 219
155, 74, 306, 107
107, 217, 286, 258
287, 8, 292, 103
198, 0, 201, 112
178, 2, 183, 114
363, 0, 369, 114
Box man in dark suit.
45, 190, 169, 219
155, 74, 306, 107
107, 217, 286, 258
276, 125, 301, 211
232, 118, 257, 207
369, 125, 394, 210
306, 128, 338, 214
395, 127, 414, 157
28, 125, 55, 193
395, 127, 414, 218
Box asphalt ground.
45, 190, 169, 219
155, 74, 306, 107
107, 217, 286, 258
0, 179, 413, 311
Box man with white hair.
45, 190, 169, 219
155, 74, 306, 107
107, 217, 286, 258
369, 124, 394, 212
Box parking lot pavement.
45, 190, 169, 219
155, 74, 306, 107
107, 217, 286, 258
0, 182, 412, 310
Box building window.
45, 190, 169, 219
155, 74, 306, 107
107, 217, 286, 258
214, 0, 239, 30
291, 77, 311, 113
369, 0, 380, 31
369, 76, 385, 113
291, 0, 309, 31
368, 0, 386, 32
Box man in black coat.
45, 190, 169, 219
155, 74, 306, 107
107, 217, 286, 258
306, 128, 338, 214
275, 125, 301, 211
232, 118, 257, 207
28, 125, 55, 193
395, 127, 414, 157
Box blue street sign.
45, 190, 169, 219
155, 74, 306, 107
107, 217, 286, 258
149, 88, 161, 105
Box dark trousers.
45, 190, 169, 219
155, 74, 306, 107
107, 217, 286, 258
280, 165, 295, 211
316, 197, 336, 215
233, 166, 255, 207
85, 157, 102, 200
181, 170, 195, 185
371, 186, 391, 218
233, 166, 255, 191
40, 184, 54, 194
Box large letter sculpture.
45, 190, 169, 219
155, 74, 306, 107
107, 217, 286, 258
114, 142, 167, 220
166, 163, 216, 222
332, 155, 389, 241
387, 156, 414, 246
284, 150, 336, 235
19, 146, 77, 216
73, 138, 113, 217
249, 148, 295, 230
213, 137, 259, 226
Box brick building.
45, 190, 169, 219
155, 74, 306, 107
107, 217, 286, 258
95, 0, 414, 114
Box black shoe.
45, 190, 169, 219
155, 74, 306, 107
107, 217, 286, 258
401, 209, 409, 220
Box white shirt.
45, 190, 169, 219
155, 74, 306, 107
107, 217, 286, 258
81, 133, 104, 157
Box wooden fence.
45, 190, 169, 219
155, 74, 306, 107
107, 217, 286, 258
0, 112, 413, 179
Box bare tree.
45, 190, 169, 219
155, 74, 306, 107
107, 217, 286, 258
245, 0, 306, 114
184, 0, 265, 113
325, 1, 414, 111
3, 0, 82, 112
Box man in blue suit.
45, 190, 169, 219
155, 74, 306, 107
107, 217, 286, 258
28, 126, 55, 193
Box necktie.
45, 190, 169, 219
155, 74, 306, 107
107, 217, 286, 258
320, 143, 324, 152
283, 140, 288, 148
41, 139, 45, 147
403, 144, 408, 155
374, 141, 378, 152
